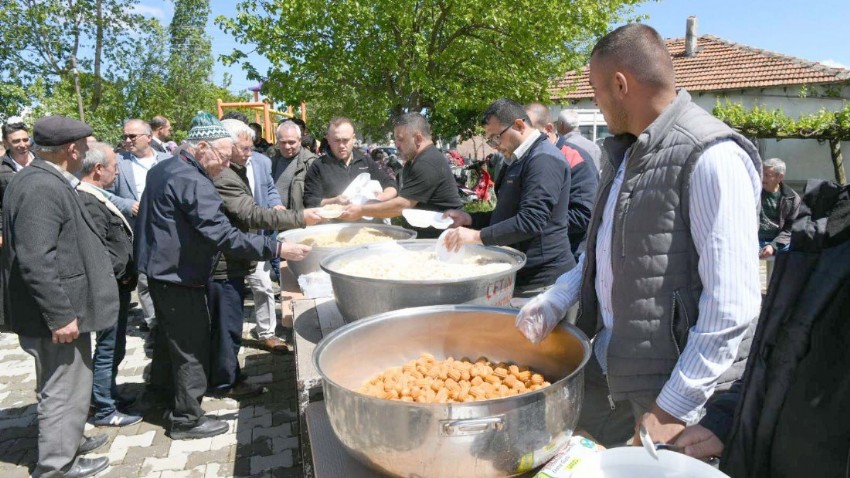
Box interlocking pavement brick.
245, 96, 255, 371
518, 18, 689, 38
272, 436, 299, 454
112, 429, 156, 450
123, 443, 170, 465
2, 465, 31, 478
184, 447, 233, 469
250, 450, 293, 475
253, 423, 292, 441
143, 453, 189, 472
209, 433, 237, 451
100, 463, 143, 478
169, 437, 212, 456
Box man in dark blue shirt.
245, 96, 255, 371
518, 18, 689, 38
135, 112, 282, 441
444, 99, 575, 296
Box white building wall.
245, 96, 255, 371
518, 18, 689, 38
556, 83, 850, 184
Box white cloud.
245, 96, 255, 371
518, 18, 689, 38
820, 59, 849, 70
131, 4, 166, 19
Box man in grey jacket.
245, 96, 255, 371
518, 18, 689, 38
515, 24, 762, 447
270, 120, 316, 211
2, 116, 118, 478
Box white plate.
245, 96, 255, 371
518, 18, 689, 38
435, 230, 466, 264
571, 448, 728, 478
317, 206, 344, 219
402, 209, 453, 229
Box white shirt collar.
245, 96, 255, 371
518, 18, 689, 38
507, 131, 542, 165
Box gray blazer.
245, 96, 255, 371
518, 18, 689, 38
2, 159, 119, 337
108, 150, 170, 230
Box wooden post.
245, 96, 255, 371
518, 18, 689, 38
263, 103, 273, 143
216, 99, 224, 120
830, 138, 846, 185
301, 99, 307, 124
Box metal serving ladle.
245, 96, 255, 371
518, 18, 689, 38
639, 424, 720, 467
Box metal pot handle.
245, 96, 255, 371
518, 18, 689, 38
440, 416, 505, 436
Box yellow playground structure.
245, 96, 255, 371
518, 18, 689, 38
216, 86, 307, 144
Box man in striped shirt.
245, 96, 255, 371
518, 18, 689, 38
516, 23, 762, 447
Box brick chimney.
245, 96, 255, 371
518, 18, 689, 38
685, 16, 698, 57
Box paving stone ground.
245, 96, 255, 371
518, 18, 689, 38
0, 293, 304, 478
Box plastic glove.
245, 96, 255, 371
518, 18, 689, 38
515, 285, 574, 344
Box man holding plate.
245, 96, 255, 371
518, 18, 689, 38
340, 113, 462, 238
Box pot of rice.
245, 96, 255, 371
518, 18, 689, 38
277, 223, 417, 280
320, 240, 526, 320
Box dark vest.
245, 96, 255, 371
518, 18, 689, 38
576, 89, 762, 399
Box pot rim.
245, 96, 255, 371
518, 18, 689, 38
313, 304, 591, 408
319, 240, 527, 285
277, 223, 417, 251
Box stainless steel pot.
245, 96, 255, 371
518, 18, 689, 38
277, 223, 416, 280
320, 240, 526, 320
313, 305, 591, 478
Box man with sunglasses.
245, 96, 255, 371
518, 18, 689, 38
443, 98, 575, 297
108, 119, 170, 356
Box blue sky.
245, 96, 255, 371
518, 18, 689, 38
134, 0, 850, 95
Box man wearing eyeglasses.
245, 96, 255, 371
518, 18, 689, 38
108, 119, 169, 356
443, 98, 575, 297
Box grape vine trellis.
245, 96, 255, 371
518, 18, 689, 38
713, 101, 850, 184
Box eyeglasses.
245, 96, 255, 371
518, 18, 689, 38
122, 133, 150, 141
486, 125, 512, 147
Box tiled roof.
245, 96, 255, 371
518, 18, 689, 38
550, 35, 850, 101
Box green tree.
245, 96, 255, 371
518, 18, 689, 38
217, 0, 645, 137
168, 0, 216, 130
0, 0, 154, 120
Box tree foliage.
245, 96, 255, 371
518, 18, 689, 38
713, 101, 850, 184
217, 0, 645, 138
713, 101, 850, 141
0, 0, 246, 142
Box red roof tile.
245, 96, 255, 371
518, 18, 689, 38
549, 35, 850, 101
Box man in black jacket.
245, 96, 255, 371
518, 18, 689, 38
135, 112, 283, 440
525, 103, 599, 259
303, 117, 397, 207
676, 180, 850, 477
78, 142, 143, 428
444, 98, 575, 296
339, 113, 462, 238
3, 116, 118, 478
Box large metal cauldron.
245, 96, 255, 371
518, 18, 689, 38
277, 223, 416, 280
313, 305, 591, 478
320, 240, 526, 320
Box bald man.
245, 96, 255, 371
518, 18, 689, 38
515, 23, 763, 447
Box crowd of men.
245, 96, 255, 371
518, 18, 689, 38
0, 21, 845, 478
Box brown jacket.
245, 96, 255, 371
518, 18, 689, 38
213, 163, 305, 279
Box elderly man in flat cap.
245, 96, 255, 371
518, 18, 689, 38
135, 112, 286, 440
2, 116, 119, 478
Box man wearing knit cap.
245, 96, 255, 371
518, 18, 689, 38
135, 112, 283, 440
3, 115, 118, 477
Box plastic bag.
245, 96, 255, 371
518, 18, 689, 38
297, 271, 334, 298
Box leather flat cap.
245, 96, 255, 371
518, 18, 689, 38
33, 116, 93, 147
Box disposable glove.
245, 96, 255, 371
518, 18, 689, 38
515, 284, 574, 344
